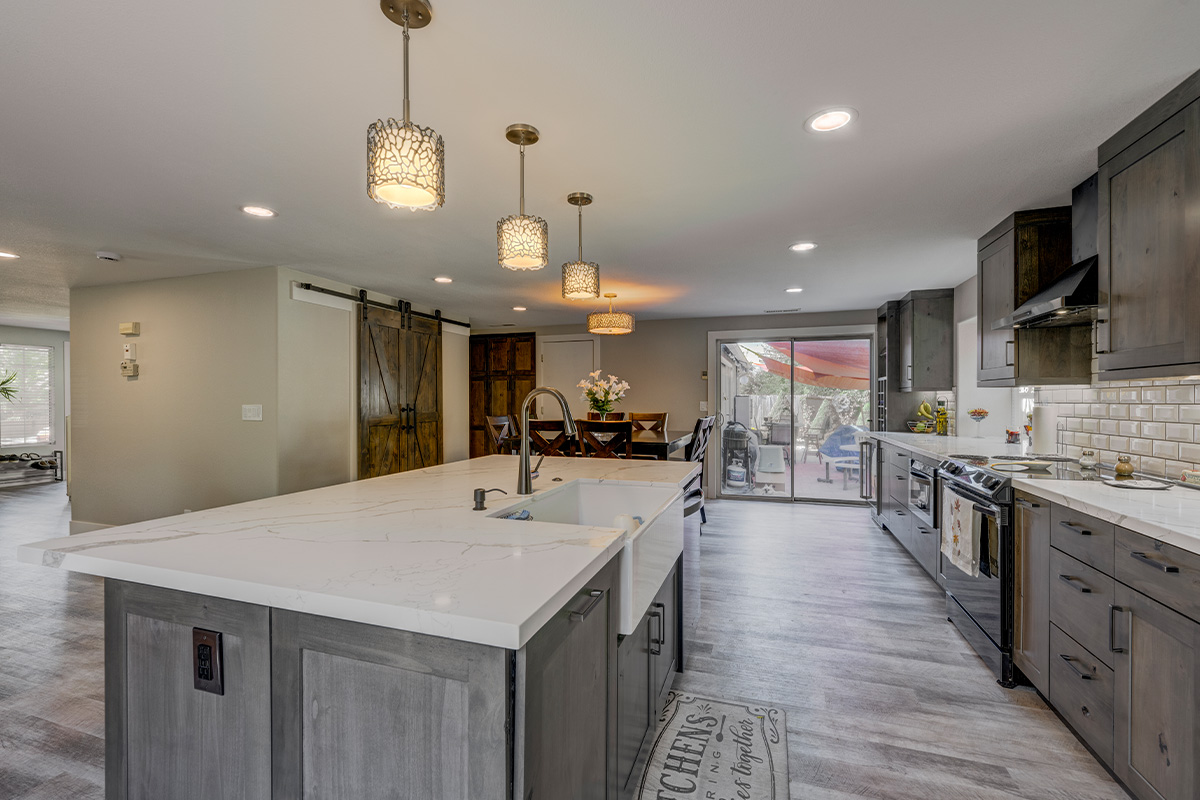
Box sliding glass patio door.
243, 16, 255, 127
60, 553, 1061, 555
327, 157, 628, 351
716, 336, 872, 504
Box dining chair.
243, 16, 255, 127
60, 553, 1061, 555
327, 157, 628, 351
586, 411, 627, 421
526, 420, 576, 457
630, 412, 668, 432
681, 415, 716, 523
576, 419, 633, 459
485, 415, 519, 454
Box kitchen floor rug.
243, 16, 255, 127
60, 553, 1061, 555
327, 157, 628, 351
638, 692, 789, 800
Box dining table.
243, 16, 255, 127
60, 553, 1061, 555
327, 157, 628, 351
497, 427, 693, 461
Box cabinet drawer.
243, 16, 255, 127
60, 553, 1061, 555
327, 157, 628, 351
1049, 549, 1116, 668
1051, 505, 1115, 574
886, 462, 909, 504
886, 446, 910, 471
1115, 528, 1200, 623
1049, 624, 1114, 766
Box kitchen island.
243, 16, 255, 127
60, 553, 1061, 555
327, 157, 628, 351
19, 455, 699, 800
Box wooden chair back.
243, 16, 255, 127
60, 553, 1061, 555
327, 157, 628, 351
630, 412, 668, 433
485, 415, 518, 453
586, 411, 627, 420
526, 420, 576, 457
686, 415, 716, 464
576, 419, 633, 459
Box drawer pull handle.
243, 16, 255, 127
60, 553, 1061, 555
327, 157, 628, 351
1015, 498, 1041, 509
916, 526, 936, 535
1082, 705, 1091, 718
569, 589, 605, 622
1059, 653, 1095, 680
1129, 551, 1180, 573
1058, 521, 1093, 536
1109, 604, 1126, 654
1057, 574, 1092, 593
649, 603, 665, 655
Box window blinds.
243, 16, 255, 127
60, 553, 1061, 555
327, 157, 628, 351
0, 344, 54, 447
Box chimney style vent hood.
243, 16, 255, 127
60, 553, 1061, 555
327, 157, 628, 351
995, 173, 1099, 330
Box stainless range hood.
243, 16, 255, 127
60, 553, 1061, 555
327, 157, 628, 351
992, 255, 1097, 329
994, 173, 1099, 330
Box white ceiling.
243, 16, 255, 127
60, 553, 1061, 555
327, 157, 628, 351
1, 0, 1198, 331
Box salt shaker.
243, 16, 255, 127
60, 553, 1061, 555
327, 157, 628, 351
1078, 450, 1098, 470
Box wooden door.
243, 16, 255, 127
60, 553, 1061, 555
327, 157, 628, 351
468, 333, 537, 457
1113, 584, 1200, 800
1099, 103, 1200, 376
359, 306, 408, 478
978, 231, 1017, 384
1013, 492, 1051, 696
406, 315, 442, 471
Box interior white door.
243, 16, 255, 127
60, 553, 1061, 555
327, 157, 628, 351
538, 338, 595, 420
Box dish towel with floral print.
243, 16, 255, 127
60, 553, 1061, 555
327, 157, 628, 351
941, 486, 980, 577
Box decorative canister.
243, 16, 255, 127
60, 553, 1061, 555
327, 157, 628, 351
1115, 454, 1135, 477
1078, 450, 1098, 469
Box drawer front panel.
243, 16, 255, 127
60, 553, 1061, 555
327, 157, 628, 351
1115, 528, 1200, 623
1051, 505, 1116, 574
886, 446, 910, 471
1050, 548, 1116, 668
1049, 623, 1115, 766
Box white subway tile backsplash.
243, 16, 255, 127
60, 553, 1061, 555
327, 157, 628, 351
1181, 405, 1200, 423
1100, 389, 1120, 403
1142, 387, 1167, 403
1130, 405, 1153, 421
1130, 438, 1154, 456
1165, 423, 1194, 442
1165, 461, 1191, 479
1140, 457, 1167, 476
1081, 418, 1100, 433
1167, 385, 1196, 403
1108, 404, 1130, 419
1141, 422, 1166, 440
1108, 436, 1130, 452
1119, 421, 1140, 437
1099, 419, 1120, 435
1180, 442, 1200, 463
1153, 440, 1179, 460
1153, 405, 1179, 422
1119, 389, 1140, 403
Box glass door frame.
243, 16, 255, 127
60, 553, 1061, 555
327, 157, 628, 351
712, 330, 877, 506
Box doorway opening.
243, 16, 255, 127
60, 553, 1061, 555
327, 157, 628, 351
716, 337, 872, 504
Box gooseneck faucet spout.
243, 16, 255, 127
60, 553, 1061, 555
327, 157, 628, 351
518, 387, 577, 495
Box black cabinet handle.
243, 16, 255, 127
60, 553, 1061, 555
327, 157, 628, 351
1058, 521, 1093, 536
1109, 604, 1126, 653
1015, 498, 1041, 509
649, 604, 664, 655
916, 526, 936, 535
1059, 654, 1094, 680
569, 590, 605, 622
1129, 551, 1180, 573
1058, 574, 1092, 593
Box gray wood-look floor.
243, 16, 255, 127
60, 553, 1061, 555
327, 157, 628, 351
675, 499, 1130, 800
0, 485, 1128, 799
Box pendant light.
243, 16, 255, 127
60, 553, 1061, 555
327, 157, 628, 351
587, 293, 635, 335
561, 192, 600, 300
367, 0, 445, 212
497, 124, 549, 270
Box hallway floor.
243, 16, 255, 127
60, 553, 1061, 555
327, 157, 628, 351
0, 488, 1127, 799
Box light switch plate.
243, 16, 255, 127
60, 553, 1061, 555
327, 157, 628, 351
699, 401, 709, 413
242, 404, 262, 421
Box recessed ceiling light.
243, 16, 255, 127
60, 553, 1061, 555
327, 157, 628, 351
0, 251, 18, 259
790, 241, 817, 252
786, 287, 804, 293
433, 276, 453, 283
805, 107, 857, 133
240, 205, 277, 218
513, 306, 527, 312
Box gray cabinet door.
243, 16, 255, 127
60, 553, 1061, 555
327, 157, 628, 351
521, 560, 618, 800
651, 564, 679, 711
978, 231, 1017, 384
1099, 101, 1200, 377
1113, 584, 1200, 800
617, 614, 653, 796
1013, 493, 1051, 695
898, 300, 914, 391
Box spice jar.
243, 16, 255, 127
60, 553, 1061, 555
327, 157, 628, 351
1079, 450, 1098, 469
1115, 454, 1135, 477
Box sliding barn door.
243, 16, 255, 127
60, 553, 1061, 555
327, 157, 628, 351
359, 306, 443, 479
360, 307, 408, 479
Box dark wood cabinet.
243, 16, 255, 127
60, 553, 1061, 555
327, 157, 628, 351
469, 333, 536, 458
1097, 70, 1200, 379
976, 209, 1091, 387
897, 290, 953, 393
1113, 583, 1200, 800
1013, 491, 1051, 696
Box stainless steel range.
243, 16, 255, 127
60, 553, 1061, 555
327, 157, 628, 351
937, 457, 1017, 687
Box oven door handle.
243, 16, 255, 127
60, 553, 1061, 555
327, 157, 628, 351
945, 484, 1001, 518
909, 469, 933, 481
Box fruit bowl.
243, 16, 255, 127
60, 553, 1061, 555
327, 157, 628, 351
968, 409, 989, 422
907, 421, 935, 433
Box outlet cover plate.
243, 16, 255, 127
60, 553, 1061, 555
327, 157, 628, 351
241, 404, 262, 421
192, 628, 224, 695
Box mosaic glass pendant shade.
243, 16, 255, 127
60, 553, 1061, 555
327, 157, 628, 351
498, 123, 548, 270
587, 293, 634, 335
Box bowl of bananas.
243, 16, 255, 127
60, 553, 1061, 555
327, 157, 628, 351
907, 401, 938, 433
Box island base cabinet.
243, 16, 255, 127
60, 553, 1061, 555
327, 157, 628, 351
1113, 584, 1200, 800
104, 581, 273, 800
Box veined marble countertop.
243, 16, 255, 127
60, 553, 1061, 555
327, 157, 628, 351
18, 455, 699, 649
861, 431, 1200, 557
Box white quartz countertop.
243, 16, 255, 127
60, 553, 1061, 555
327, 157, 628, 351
18, 455, 699, 650
861, 431, 1200, 557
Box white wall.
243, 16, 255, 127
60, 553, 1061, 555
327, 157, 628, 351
953, 275, 1019, 439
0, 325, 69, 458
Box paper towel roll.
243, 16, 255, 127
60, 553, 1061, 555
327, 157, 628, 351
1032, 405, 1058, 455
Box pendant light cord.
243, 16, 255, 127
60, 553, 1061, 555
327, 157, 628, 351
578, 203, 584, 261
519, 146, 525, 215
402, 9, 411, 126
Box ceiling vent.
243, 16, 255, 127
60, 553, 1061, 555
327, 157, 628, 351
763, 308, 801, 314
95, 251, 122, 262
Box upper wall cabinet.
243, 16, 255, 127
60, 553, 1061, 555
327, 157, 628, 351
897, 289, 953, 393
1097, 70, 1200, 380
977, 210, 1092, 387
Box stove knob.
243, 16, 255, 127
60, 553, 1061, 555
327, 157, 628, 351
984, 477, 999, 489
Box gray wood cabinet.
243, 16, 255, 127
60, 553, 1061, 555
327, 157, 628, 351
976, 209, 1091, 387
897, 290, 954, 393
1097, 69, 1200, 380
1113, 583, 1200, 800
1013, 491, 1051, 696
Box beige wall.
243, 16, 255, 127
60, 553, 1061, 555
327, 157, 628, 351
71, 268, 280, 526
0, 325, 69, 458
478, 310, 877, 433
442, 324, 470, 463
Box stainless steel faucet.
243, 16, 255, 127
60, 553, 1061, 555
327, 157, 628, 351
517, 387, 577, 495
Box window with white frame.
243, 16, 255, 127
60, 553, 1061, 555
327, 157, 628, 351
0, 344, 54, 447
